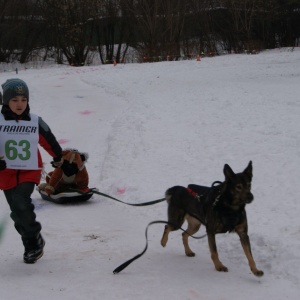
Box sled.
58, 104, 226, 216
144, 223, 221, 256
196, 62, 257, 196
37, 187, 98, 204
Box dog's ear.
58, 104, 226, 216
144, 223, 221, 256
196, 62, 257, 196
243, 160, 253, 179
223, 164, 235, 180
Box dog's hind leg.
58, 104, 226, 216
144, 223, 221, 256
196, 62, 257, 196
161, 195, 185, 248
207, 233, 228, 272
161, 224, 172, 247
161, 212, 185, 247
182, 215, 201, 257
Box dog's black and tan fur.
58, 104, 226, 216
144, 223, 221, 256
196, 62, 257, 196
161, 161, 263, 277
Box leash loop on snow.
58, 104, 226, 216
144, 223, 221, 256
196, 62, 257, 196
113, 220, 207, 274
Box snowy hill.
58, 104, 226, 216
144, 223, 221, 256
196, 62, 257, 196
0, 48, 300, 300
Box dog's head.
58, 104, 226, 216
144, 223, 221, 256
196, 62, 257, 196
223, 161, 254, 207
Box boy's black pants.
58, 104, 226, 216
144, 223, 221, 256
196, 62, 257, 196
4, 182, 42, 247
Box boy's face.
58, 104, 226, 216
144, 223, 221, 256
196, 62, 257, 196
8, 95, 28, 115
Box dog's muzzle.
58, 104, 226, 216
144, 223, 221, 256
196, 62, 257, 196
246, 193, 254, 204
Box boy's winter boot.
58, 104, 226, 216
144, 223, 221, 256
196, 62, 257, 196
23, 234, 45, 264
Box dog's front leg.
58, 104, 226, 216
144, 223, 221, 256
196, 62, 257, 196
207, 233, 228, 272
236, 230, 264, 277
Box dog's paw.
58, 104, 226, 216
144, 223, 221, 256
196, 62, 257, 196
253, 269, 264, 277
161, 234, 168, 247
185, 251, 196, 257
160, 239, 167, 247
215, 265, 228, 272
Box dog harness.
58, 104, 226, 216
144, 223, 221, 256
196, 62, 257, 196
186, 187, 201, 200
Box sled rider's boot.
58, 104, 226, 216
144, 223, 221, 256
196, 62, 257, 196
23, 234, 45, 264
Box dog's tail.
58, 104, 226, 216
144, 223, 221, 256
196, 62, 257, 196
165, 188, 173, 204
165, 186, 187, 204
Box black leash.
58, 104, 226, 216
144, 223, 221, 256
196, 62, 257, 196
113, 220, 207, 274
68, 188, 166, 207
69, 181, 223, 207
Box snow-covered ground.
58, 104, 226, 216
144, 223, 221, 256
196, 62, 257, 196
0, 48, 299, 300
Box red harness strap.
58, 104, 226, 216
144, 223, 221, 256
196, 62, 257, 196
187, 187, 199, 198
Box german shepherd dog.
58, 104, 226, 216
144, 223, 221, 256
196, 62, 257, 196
160, 161, 263, 277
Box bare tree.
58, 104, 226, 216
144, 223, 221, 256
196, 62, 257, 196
39, 0, 96, 66
1, 0, 299, 65
274, 0, 300, 47
184, 0, 221, 56
125, 0, 187, 62
226, 0, 265, 52
18, 0, 46, 63
91, 0, 125, 64
0, 0, 43, 63
0, 0, 14, 62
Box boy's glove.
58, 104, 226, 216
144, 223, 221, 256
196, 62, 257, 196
0, 159, 7, 170
51, 156, 63, 168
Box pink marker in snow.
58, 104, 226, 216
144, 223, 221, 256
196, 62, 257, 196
116, 188, 126, 195
79, 110, 93, 115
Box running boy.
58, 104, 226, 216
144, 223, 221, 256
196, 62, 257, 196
0, 78, 63, 263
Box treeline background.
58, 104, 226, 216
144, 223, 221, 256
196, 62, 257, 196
1, 0, 299, 65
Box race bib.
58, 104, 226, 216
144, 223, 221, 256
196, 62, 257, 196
0, 114, 39, 170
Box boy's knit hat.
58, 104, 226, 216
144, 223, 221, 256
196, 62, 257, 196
1, 78, 29, 105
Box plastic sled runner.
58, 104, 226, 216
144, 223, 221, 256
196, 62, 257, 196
37, 187, 98, 204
